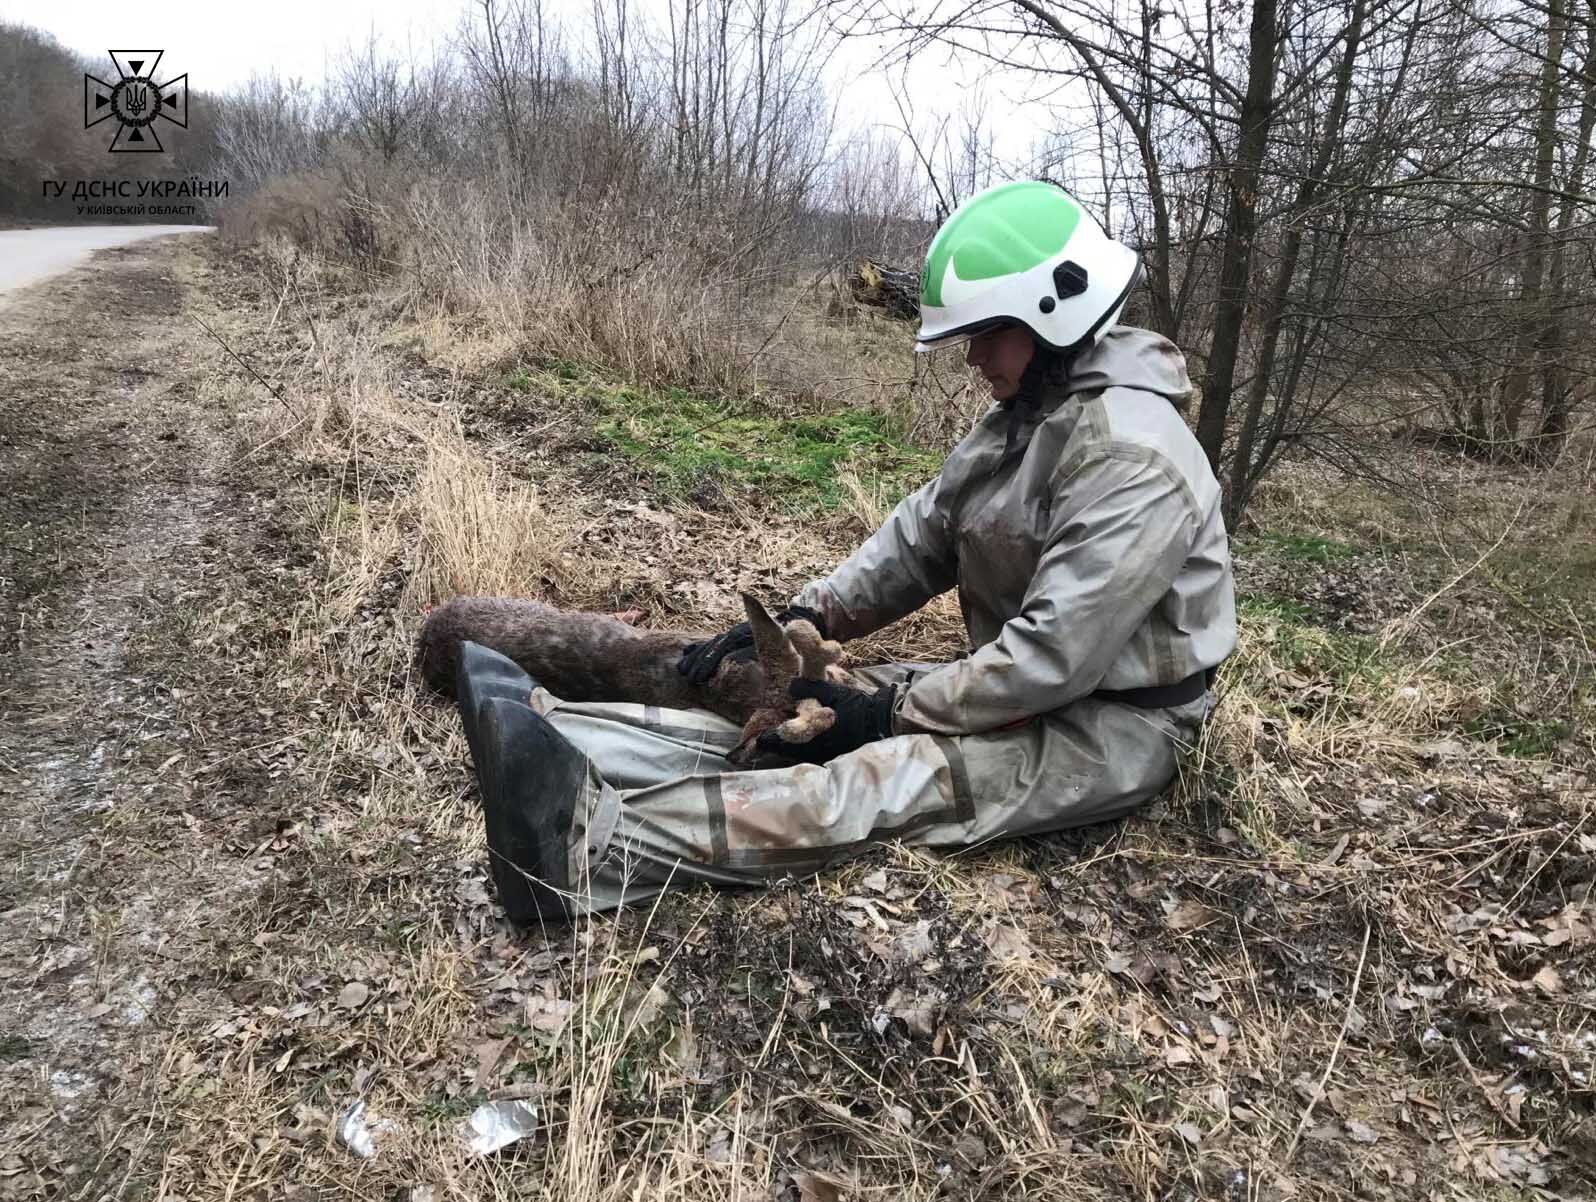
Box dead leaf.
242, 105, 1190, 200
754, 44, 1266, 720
1531, 964, 1562, 996
337, 981, 370, 1010
631, 983, 672, 1030
792, 1171, 843, 1202
525, 995, 573, 1034
879, 986, 938, 1037
1164, 1043, 1195, 1068
1164, 899, 1219, 932
860, 868, 888, 893
839, 897, 891, 932
1345, 1119, 1378, 1144
983, 923, 1036, 962
704, 1126, 732, 1163
473, 1038, 509, 1090
1173, 1121, 1202, 1145
892, 920, 935, 964
663, 1025, 702, 1077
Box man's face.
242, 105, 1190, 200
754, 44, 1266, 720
964, 324, 1036, 401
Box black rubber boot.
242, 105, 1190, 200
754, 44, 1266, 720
455, 641, 538, 777
474, 696, 588, 925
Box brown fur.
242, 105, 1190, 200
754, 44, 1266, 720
415, 593, 866, 766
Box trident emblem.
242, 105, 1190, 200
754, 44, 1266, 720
84, 50, 189, 153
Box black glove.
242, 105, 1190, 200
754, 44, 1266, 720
756, 678, 897, 764
677, 604, 827, 685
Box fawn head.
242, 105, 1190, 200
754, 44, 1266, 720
725, 593, 866, 766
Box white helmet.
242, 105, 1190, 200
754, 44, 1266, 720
915, 180, 1142, 354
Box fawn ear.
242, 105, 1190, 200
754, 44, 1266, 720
741, 592, 789, 663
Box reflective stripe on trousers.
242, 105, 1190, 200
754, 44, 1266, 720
525, 663, 1208, 914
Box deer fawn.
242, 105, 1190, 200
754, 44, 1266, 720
416, 593, 865, 764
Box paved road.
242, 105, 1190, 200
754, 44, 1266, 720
0, 224, 212, 294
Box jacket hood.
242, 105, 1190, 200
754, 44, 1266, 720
1062, 326, 1193, 408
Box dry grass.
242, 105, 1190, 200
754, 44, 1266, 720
223, 181, 996, 457
118, 234, 1596, 1201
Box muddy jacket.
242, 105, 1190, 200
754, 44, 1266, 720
793, 326, 1237, 736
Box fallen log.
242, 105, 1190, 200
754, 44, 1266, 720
848, 259, 920, 322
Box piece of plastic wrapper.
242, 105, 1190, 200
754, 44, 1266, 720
338, 1099, 378, 1159
463, 1099, 540, 1155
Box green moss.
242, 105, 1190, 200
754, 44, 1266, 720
1252, 531, 1359, 562
499, 367, 535, 393
1237, 591, 1314, 625
1463, 710, 1570, 758
587, 378, 940, 513
1244, 603, 1385, 688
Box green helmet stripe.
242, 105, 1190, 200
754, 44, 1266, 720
922, 182, 1082, 308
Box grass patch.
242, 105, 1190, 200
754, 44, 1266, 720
1252, 530, 1359, 562
1463, 709, 1571, 758
580, 375, 941, 512
1236, 591, 1314, 625
1241, 600, 1386, 689
500, 367, 536, 393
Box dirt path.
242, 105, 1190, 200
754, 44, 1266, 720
0, 234, 263, 1198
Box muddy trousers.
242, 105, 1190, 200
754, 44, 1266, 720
526, 664, 1209, 914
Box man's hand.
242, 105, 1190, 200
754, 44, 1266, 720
676, 605, 826, 684
756, 678, 897, 764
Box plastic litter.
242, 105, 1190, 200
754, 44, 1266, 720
337, 1099, 378, 1159
463, 1099, 540, 1155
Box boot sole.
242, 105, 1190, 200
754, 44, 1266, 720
476, 697, 588, 924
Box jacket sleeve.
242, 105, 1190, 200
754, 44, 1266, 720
895, 449, 1197, 735
791, 473, 957, 642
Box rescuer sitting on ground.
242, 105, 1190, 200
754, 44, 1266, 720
458, 180, 1237, 922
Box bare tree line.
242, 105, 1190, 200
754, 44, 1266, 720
833, 0, 1596, 517
9, 0, 1588, 522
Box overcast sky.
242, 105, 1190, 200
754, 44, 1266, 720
1, 0, 1055, 177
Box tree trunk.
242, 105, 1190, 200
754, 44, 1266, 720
1538, 0, 1596, 456
1500, 0, 1567, 445
1226, 0, 1368, 520
1195, 0, 1281, 477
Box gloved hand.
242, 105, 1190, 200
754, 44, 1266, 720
677, 604, 827, 684
756, 678, 897, 764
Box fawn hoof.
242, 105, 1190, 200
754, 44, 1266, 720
456, 641, 539, 773
475, 697, 588, 925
